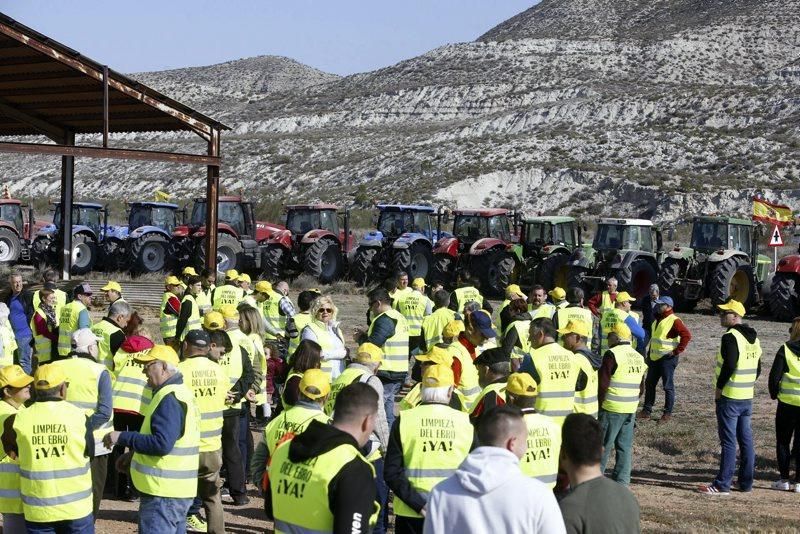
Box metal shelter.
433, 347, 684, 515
0, 12, 230, 278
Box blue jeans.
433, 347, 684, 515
714, 398, 755, 492
644, 356, 679, 414
25, 513, 94, 534
17, 335, 32, 374
373, 457, 389, 534
139, 495, 193, 534
382, 379, 404, 431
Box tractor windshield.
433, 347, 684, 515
191, 201, 246, 235
554, 223, 576, 246
287, 209, 339, 235
691, 221, 728, 250
0, 204, 23, 234
454, 215, 487, 240
524, 222, 552, 244
487, 216, 511, 240
54, 206, 102, 232
377, 212, 407, 236
594, 224, 653, 251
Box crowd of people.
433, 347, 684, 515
0, 266, 797, 533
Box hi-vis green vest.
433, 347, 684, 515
520, 410, 561, 488
454, 286, 483, 311
197, 284, 214, 312
265, 404, 329, 455
33, 288, 68, 318
179, 293, 201, 341
600, 308, 629, 354
219, 332, 245, 407
556, 306, 594, 346
600, 291, 615, 313
573, 352, 599, 418
0, 323, 16, 367
288, 312, 312, 356
14, 400, 92, 522
505, 320, 531, 361
57, 301, 87, 356
530, 342, 578, 425
212, 283, 244, 311
715, 329, 762, 400
778, 344, 800, 407
262, 290, 288, 341
528, 303, 556, 320
179, 356, 227, 453
395, 403, 472, 518
131, 382, 200, 498
112, 350, 152, 415
325, 366, 370, 415
270, 439, 379, 534
421, 307, 457, 351
447, 341, 481, 408
90, 318, 122, 373
602, 343, 645, 413
31, 309, 56, 364
160, 292, 178, 340
369, 308, 409, 373
394, 291, 431, 337
649, 314, 680, 361
470, 382, 507, 417
304, 321, 345, 378
0, 401, 22, 514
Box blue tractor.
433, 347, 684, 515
124, 201, 181, 274
350, 204, 449, 286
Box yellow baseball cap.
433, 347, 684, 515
505, 284, 522, 298
548, 287, 566, 300
356, 343, 384, 363
203, 311, 225, 331
299, 369, 331, 400
416, 346, 454, 366
557, 319, 591, 338
182, 266, 198, 276
422, 364, 455, 388
101, 281, 122, 293
238, 273, 251, 284
225, 269, 239, 281
135, 344, 180, 366
506, 373, 538, 397
254, 281, 272, 294
34, 365, 67, 390
615, 291, 635, 303
0, 365, 33, 389
718, 299, 745, 317
165, 275, 182, 286
219, 305, 239, 320
611, 322, 632, 340
442, 319, 465, 339
411, 277, 426, 289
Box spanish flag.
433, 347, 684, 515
154, 190, 172, 202
752, 196, 793, 226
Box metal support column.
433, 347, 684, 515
59, 131, 75, 280
204, 128, 220, 273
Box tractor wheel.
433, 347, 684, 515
262, 245, 286, 282
710, 257, 757, 309
350, 247, 377, 286
165, 238, 190, 274
0, 228, 21, 264
101, 238, 124, 272
305, 239, 343, 284
393, 242, 433, 281
71, 233, 97, 275
130, 233, 169, 274
197, 234, 243, 273
769, 273, 800, 322
657, 258, 697, 312
477, 251, 516, 297
31, 236, 52, 268
538, 253, 569, 290
616, 259, 657, 299
432, 254, 455, 288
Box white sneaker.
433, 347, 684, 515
771, 479, 791, 491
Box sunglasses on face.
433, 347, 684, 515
317, 308, 333, 314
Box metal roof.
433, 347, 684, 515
693, 215, 753, 226
286, 204, 340, 211
524, 216, 575, 224
129, 201, 180, 209
453, 208, 509, 217
55, 201, 104, 209
377, 204, 435, 213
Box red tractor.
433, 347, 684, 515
0, 198, 37, 264
769, 251, 800, 321
261, 204, 354, 283
169, 196, 280, 273
432, 208, 520, 296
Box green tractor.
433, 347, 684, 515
515, 216, 584, 291
658, 216, 770, 312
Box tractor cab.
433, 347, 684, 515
593, 219, 659, 253
452, 209, 513, 250
52, 202, 105, 235
189, 197, 257, 239
690, 217, 753, 255
286, 204, 340, 236
0, 201, 24, 236
128, 202, 180, 233
522, 216, 579, 256
376, 205, 434, 240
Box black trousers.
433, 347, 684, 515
222, 413, 247, 497
109, 411, 144, 499
395, 516, 424, 534
776, 401, 800, 481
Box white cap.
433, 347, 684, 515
71, 328, 101, 353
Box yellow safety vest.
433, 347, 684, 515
197, 285, 214, 312
33, 288, 67, 318
529, 342, 578, 425
556, 306, 594, 346
447, 341, 481, 408
130, 382, 200, 498
262, 290, 288, 341
778, 345, 800, 407
368, 308, 409, 373
57, 301, 87, 356
0, 401, 22, 514
520, 410, 561, 488
179, 356, 227, 453
14, 400, 92, 522
395, 403, 472, 518
212, 284, 244, 311
0, 322, 17, 367
600, 291, 614, 313
573, 352, 599, 417
602, 343, 646, 413
90, 318, 122, 373
471, 382, 507, 415
160, 292, 178, 340
219, 335, 245, 408
528, 303, 556, 320
394, 291, 431, 337
112, 350, 152, 415
505, 320, 531, 361
270, 439, 378, 533
453, 286, 483, 311
288, 312, 312, 357
421, 307, 457, 351
649, 314, 680, 361
600, 308, 629, 354
30, 308, 56, 364
304, 321, 345, 378
179, 293, 201, 342
715, 329, 762, 401
264, 404, 329, 455
325, 366, 370, 415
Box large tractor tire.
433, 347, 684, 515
350, 247, 377, 286
431, 253, 456, 288
769, 273, 800, 322
130, 233, 169, 274
393, 242, 433, 282
71, 233, 97, 275
197, 233, 243, 273
657, 258, 697, 312
0, 228, 21, 264
165, 238, 191, 273
616, 259, 657, 299
305, 239, 343, 284
710, 257, 757, 310
538, 252, 569, 290
477, 251, 516, 297
31, 236, 53, 268
262, 244, 286, 282
101, 238, 125, 272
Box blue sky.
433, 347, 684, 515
3, 1, 537, 75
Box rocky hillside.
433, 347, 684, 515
2, 0, 799, 224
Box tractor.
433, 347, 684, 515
0, 198, 36, 264
169, 196, 279, 273
431, 208, 519, 296
658, 216, 770, 312
516, 216, 584, 291
30, 202, 127, 275
350, 205, 447, 286
769, 245, 800, 321
567, 218, 662, 299
261, 204, 354, 283
124, 201, 182, 274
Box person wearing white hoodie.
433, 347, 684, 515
424, 405, 566, 534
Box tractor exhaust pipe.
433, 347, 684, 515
343, 206, 351, 262
27, 203, 34, 241
437, 206, 444, 242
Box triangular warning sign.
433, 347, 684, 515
769, 224, 784, 247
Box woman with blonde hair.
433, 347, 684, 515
238, 303, 270, 423
301, 295, 347, 379
768, 316, 800, 492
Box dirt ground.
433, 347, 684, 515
84, 293, 800, 533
